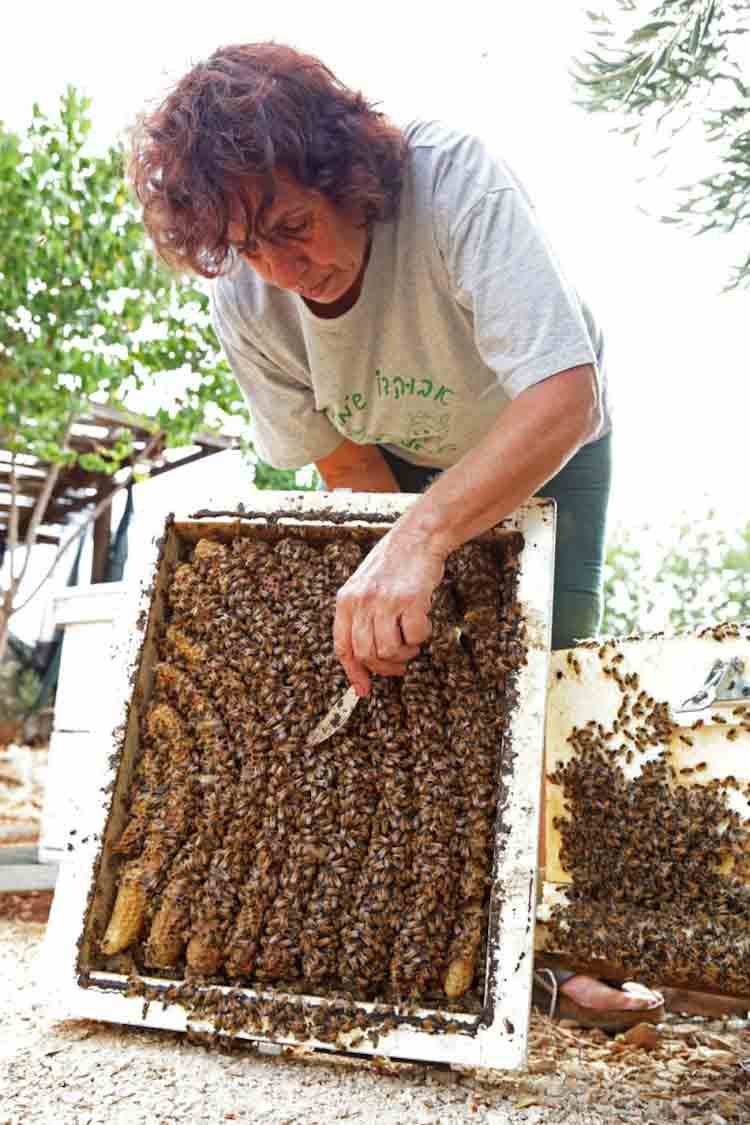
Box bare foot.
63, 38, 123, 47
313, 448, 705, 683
560, 975, 662, 1012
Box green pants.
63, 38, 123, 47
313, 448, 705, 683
379, 432, 613, 651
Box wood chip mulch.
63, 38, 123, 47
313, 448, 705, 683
0, 890, 53, 924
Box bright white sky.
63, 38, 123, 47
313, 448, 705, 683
3, 0, 748, 639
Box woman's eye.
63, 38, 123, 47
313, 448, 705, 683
231, 214, 310, 259
232, 238, 260, 259
279, 215, 311, 237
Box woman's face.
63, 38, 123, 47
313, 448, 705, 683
227, 171, 369, 304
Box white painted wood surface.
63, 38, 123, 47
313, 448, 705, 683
543, 632, 750, 887
52, 583, 129, 734
43, 491, 555, 1072
38, 732, 105, 865
0, 848, 58, 891
53, 583, 130, 629
37, 584, 130, 865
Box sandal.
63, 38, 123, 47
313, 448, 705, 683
532, 969, 665, 1033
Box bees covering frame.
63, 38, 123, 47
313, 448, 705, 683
539, 628, 750, 995
44, 492, 555, 1072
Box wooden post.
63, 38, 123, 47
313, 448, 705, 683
90, 488, 112, 584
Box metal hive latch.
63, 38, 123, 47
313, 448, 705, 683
678, 657, 750, 714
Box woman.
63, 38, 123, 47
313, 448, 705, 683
130, 41, 662, 1028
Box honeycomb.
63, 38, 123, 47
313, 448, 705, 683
92, 526, 527, 1023
546, 633, 750, 995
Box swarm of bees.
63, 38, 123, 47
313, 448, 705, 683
95, 525, 528, 1038
547, 644, 750, 994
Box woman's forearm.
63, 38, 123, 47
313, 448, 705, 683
393, 365, 600, 557
331, 365, 601, 693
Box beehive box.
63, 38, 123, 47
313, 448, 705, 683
537, 626, 750, 997
44, 491, 555, 1071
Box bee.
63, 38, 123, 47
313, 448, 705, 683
94, 527, 528, 1021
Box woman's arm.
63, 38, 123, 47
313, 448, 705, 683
333, 364, 601, 695
315, 438, 401, 493
398, 363, 599, 555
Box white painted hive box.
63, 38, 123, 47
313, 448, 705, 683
43, 491, 555, 1072
537, 626, 750, 997
39, 583, 129, 865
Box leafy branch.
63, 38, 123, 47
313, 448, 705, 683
574, 0, 750, 288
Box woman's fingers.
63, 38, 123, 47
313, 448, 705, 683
351, 610, 415, 676
333, 598, 371, 697
372, 612, 421, 665
335, 596, 418, 686
333, 528, 446, 690
399, 603, 433, 647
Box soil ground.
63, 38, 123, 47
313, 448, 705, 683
0, 743, 47, 848
2, 893, 750, 1125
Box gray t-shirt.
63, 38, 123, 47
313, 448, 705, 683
211, 119, 611, 471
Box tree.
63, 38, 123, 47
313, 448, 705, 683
0, 88, 252, 664
602, 511, 750, 634
574, 1, 750, 288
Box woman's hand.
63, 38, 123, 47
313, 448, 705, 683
333, 527, 447, 696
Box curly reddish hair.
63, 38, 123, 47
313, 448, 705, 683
129, 42, 407, 277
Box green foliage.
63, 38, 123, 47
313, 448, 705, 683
574, 1, 750, 288
252, 462, 320, 491
0, 87, 322, 661
0, 656, 40, 724
602, 512, 750, 635
0, 87, 249, 469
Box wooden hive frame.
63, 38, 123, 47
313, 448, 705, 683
42, 491, 555, 1071
537, 628, 750, 995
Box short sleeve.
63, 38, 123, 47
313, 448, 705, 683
438, 183, 599, 400
211, 285, 342, 470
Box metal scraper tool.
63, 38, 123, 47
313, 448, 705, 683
306, 628, 472, 746
307, 685, 360, 746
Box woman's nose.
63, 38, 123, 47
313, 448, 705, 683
266, 244, 308, 290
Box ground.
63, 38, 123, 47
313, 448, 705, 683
2, 895, 750, 1125
0, 743, 47, 847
